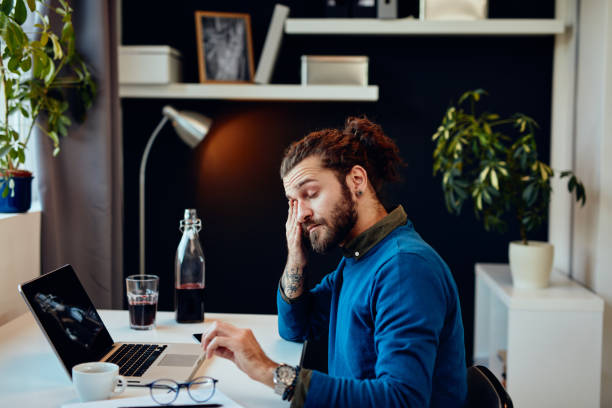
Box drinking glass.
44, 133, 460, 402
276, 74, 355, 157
126, 275, 159, 330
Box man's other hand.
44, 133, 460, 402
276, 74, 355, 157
202, 320, 278, 388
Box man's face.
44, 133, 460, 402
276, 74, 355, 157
283, 156, 357, 253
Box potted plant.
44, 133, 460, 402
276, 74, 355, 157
432, 89, 586, 288
0, 0, 95, 212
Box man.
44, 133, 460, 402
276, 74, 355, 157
202, 117, 467, 407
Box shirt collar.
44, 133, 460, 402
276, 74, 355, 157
341, 205, 408, 261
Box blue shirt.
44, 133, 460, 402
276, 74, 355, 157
277, 206, 467, 407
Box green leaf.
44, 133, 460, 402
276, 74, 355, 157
59, 114, 71, 126
7, 55, 20, 72
61, 21, 73, 42
32, 51, 44, 78
4, 24, 19, 53
44, 58, 56, 84
0, 144, 11, 158
1, 0, 14, 15
48, 130, 59, 146
13, 0, 26, 25
19, 105, 29, 118
482, 189, 492, 204
20, 55, 31, 71
523, 183, 535, 204
25, 0, 34, 11
490, 169, 499, 190
50, 33, 63, 60
479, 166, 490, 182
476, 193, 483, 210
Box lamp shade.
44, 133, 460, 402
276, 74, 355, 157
162, 105, 212, 148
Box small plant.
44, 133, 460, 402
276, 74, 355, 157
0, 0, 96, 196
432, 89, 586, 245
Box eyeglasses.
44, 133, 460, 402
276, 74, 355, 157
144, 376, 218, 405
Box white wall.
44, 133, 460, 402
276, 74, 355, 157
570, 0, 612, 405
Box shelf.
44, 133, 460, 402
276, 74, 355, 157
475, 263, 604, 312
285, 18, 566, 36
119, 83, 379, 102
0, 201, 41, 221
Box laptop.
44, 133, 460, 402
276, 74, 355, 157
18, 264, 205, 385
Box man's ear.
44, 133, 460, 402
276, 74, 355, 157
345, 165, 368, 197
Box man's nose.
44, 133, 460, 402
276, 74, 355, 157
296, 201, 312, 223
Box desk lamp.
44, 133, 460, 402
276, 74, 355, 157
139, 105, 212, 275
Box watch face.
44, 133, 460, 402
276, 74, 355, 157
277, 365, 296, 385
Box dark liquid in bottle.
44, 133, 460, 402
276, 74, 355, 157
176, 283, 205, 323
129, 302, 157, 327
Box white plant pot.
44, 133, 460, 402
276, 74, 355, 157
508, 241, 554, 289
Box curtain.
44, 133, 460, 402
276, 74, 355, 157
34, 0, 123, 308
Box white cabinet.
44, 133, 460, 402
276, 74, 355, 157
0, 205, 41, 326
474, 263, 603, 408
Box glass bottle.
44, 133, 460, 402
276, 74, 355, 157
175, 209, 205, 323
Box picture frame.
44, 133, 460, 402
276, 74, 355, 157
195, 11, 255, 83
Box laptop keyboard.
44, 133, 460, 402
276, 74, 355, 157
106, 344, 168, 377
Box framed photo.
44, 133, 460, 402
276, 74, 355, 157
195, 11, 255, 83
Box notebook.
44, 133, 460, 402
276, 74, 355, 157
18, 264, 205, 385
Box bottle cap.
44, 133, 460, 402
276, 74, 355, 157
184, 209, 197, 220
180, 209, 202, 231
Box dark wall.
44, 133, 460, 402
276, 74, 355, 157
122, 0, 554, 366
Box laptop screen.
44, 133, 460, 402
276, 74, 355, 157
19, 265, 115, 375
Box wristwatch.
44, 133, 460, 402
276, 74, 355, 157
273, 363, 297, 398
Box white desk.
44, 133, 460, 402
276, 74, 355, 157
0, 310, 302, 408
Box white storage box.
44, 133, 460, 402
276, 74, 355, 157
119, 46, 182, 84
420, 0, 488, 20
301, 56, 369, 86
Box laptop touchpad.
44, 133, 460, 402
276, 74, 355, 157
158, 354, 198, 367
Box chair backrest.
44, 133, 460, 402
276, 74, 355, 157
466, 365, 513, 408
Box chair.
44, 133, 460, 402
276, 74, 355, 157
466, 365, 513, 408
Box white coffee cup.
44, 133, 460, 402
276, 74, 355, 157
72, 362, 126, 402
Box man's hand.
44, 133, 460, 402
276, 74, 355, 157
202, 321, 278, 388
286, 199, 307, 268
282, 200, 307, 299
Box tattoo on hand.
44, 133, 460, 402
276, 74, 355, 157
283, 267, 304, 298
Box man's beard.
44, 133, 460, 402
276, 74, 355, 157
302, 183, 357, 254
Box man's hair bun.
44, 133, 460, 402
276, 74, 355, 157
281, 115, 405, 201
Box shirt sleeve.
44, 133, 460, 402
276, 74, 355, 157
300, 254, 448, 408
277, 270, 335, 343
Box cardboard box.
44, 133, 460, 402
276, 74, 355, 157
301, 56, 369, 86
119, 46, 182, 84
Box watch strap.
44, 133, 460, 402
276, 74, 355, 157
282, 366, 301, 401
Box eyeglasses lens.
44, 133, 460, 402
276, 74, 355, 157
188, 376, 216, 402
150, 379, 179, 405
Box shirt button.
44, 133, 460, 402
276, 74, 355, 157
355, 251, 360, 257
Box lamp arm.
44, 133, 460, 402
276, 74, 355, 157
139, 115, 170, 275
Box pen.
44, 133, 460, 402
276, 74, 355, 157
120, 405, 222, 408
